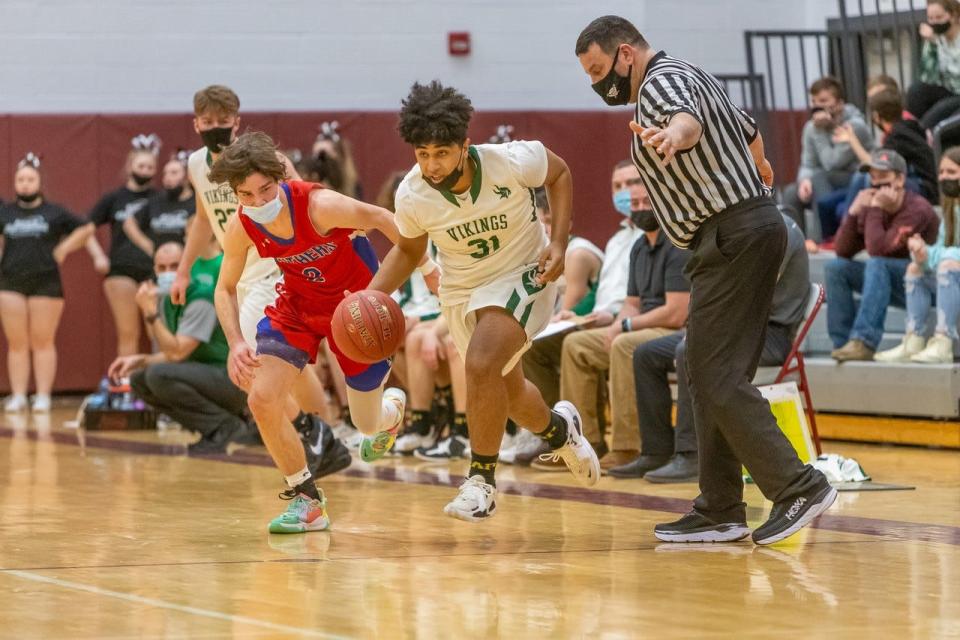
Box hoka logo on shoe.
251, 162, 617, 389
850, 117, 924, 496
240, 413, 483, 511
785, 497, 807, 520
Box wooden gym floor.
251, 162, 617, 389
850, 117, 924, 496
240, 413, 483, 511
0, 408, 957, 639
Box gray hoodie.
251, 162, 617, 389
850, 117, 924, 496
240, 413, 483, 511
797, 104, 875, 182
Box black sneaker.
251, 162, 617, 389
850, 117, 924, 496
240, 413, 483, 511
752, 482, 837, 546
301, 415, 352, 478
413, 434, 470, 462
654, 511, 751, 543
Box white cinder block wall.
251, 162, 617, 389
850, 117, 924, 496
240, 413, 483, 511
0, 0, 839, 112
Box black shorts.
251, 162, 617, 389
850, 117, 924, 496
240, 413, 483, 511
0, 271, 64, 298
106, 263, 154, 283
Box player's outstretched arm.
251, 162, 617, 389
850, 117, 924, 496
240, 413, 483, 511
172, 187, 214, 305
308, 189, 400, 244
367, 232, 430, 296
213, 217, 248, 348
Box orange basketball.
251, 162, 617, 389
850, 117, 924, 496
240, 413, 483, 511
330, 290, 406, 364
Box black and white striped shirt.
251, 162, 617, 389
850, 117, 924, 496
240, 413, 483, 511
631, 51, 767, 248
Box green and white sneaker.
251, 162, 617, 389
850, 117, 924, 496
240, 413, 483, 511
268, 489, 330, 534
359, 387, 405, 462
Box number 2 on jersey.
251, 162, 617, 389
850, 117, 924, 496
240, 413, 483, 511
214, 208, 236, 232
468, 235, 501, 259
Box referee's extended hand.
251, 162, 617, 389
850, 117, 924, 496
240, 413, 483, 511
629, 121, 680, 165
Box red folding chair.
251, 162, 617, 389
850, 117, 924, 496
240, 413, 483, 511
770, 282, 825, 454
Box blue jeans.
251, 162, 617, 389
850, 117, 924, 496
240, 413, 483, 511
906, 268, 960, 340
825, 256, 909, 349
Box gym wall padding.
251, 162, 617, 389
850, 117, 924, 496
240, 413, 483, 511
0, 110, 804, 392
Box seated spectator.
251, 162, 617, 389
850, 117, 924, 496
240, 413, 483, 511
612, 212, 810, 482
826, 149, 941, 361
108, 241, 251, 453
517, 160, 643, 465
304, 121, 362, 200
877, 147, 960, 363
123, 151, 196, 256
533, 186, 604, 312
532, 183, 690, 472
907, 0, 960, 131
821, 90, 938, 243
782, 76, 874, 236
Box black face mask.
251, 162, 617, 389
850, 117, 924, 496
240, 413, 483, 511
424, 147, 467, 192
200, 126, 234, 154
631, 209, 660, 231
592, 47, 633, 106
131, 173, 153, 187
932, 21, 952, 35
940, 178, 960, 198
16, 192, 40, 204
165, 185, 185, 200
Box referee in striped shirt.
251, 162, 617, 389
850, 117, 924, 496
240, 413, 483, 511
575, 16, 835, 546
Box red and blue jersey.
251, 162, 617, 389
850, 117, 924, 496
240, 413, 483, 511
239, 180, 386, 385
239, 180, 379, 309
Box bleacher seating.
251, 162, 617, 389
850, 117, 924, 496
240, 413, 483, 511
803, 251, 960, 418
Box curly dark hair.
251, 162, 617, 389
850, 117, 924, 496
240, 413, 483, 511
398, 81, 474, 146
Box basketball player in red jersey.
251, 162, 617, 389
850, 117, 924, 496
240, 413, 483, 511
211, 132, 438, 533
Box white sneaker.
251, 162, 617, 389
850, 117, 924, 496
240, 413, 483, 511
536, 401, 600, 487
911, 335, 955, 364
874, 333, 926, 362
500, 428, 550, 465
3, 394, 27, 413
30, 395, 52, 413
500, 430, 518, 453
395, 425, 439, 454
382, 387, 406, 433
443, 475, 497, 522
333, 421, 363, 449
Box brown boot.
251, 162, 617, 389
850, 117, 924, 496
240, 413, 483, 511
599, 449, 640, 470
831, 339, 875, 362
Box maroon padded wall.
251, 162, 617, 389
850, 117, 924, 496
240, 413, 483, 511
0, 109, 803, 393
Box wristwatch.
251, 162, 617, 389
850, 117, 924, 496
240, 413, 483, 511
621, 317, 632, 333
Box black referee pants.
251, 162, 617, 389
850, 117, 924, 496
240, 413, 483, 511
683, 196, 825, 523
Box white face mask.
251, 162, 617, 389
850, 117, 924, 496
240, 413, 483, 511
155, 271, 176, 296
241, 187, 283, 224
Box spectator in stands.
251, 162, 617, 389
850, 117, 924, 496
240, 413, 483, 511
123, 151, 195, 256
305, 121, 362, 200
516, 160, 643, 466
532, 179, 690, 472
612, 212, 810, 482
821, 90, 938, 244
108, 240, 252, 453
533, 186, 604, 312
0, 154, 95, 413
868, 74, 901, 99
908, 0, 960, 131
85, 136, 160, 357
876, 146, 960, 363
782, 76, 875, 236
826, 149, 941, 361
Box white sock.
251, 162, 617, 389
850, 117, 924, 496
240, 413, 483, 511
284, 466, 312, 489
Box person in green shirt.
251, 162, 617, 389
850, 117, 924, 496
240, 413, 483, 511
108, 239, 249, 454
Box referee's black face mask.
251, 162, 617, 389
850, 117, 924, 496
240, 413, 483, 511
592, 47, 633, 106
